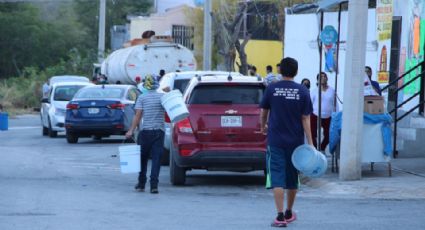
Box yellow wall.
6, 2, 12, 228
235, 40, 283, 77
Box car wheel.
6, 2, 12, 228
48, 117, 57, 138
170, 147, 186, 185
160, 149, 170, 166
66, 132, 79, 144
93, 135, 102, 141
42, 126, 48, 136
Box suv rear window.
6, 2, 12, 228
188, 85, 264, 104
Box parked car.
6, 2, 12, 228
41, 81, 93, 137
159, 71, 244, 165
169, 75, 266, 185
65, 85, 140, 144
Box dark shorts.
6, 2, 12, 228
266, 146, 299, 190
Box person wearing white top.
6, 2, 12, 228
310, 72, 339, 151
42, 81, 50, 99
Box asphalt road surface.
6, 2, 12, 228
1, 115, 424, 230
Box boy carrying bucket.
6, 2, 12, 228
126, 75, 165, 194
260, 57, 314, 227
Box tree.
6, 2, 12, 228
212, 1, 247, 72
0, 2, 90, 79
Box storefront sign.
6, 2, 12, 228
376, 0, 393, 83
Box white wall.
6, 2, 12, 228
130, 6, 190, 39
284, 9, 378, 109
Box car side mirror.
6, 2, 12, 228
41, 98, 49, 103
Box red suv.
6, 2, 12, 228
169, 75, 266, 185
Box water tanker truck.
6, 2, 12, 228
100, 36, 197, 84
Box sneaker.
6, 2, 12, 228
271, 213, 287, 228
134, 183, 145, 192
150, 187, 159, 194
284, 210, 296, 223
271, 219, 287, 228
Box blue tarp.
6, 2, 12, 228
329, 112, 393, 156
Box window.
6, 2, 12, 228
172, 25, 194, 50
75, 88, 124, 99
53, 85, 86, 101
188, 85, 264, 104
173, 79, 191, 93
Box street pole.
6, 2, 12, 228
339, 0, 369, 181
203, 0, 212, 70
98, 0, 106, 64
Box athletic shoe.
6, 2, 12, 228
150, 187, 159, 194
271, 219, 287, 228
134, 183, 145, 192
284, 210, 297, 223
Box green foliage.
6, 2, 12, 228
0, 50, 94, 110
0, 3, 88, 79
0, 1, 152, 110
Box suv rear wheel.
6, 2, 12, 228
170, 147, 186, 185
66, 132, 79, 144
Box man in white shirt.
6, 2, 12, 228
310, 72, 339, 151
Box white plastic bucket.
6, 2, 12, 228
292, 144, 327, 178
119, 145, 140, 174
161, 90, 189, 123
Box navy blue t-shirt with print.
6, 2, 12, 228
260, 80, 313, 149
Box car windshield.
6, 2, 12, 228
188, 85, 264, 104
174, 79, 190, 93
53, 85, 86, 101
74, 88, 124, 99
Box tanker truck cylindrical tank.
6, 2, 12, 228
101, 42, 197, 84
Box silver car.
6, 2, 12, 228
41, 81, 93, 137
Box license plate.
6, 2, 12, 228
88, 108, 99, 114
221, 116, 242, 127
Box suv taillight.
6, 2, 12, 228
107, 103, 125, 110
66, 103, 79, 110
165, 113, 171, 123
176, 118, 193, 134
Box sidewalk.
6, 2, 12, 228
302, 156, 425, 199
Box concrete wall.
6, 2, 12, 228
130, 5, 190, 39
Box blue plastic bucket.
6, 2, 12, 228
292, 144, 327, 177
0, 112, 8, 131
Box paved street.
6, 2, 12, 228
1, 115, 425, 230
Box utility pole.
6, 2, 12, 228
339, 0, 369, 180
203, 0, 212, 70
98, 0, 106, 63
